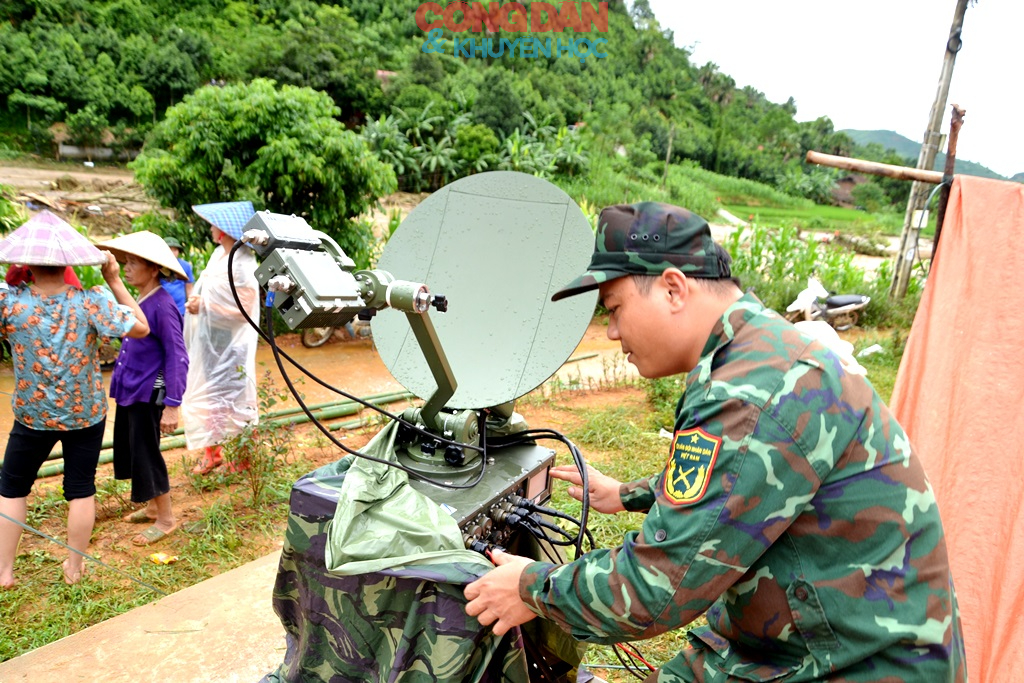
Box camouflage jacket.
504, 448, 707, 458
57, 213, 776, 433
520, 293, 966, 682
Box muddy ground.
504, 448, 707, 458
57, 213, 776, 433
0, 161, 430, 239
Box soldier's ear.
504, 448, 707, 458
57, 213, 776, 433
661, 269, 688, 311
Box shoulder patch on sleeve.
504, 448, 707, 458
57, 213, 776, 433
662, 427, 721, 505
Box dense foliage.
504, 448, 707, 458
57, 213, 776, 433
131, 79, 395, 264
0, 0, 919, 247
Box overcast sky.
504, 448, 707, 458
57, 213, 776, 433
646, 0, 1022, 178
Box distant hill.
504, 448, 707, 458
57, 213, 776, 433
841, 129, 1009, 181
1012, 172, 1024, 183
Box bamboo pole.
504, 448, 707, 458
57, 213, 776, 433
805, 151, 944, 184
892, 0, 972, 299
35, 415, 373, 479
25, 391, 415, 465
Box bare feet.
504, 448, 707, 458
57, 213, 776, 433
1, 575, 15, 590
62, 559, 84, 585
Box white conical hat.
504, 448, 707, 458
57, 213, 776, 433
96, 230, 188, 280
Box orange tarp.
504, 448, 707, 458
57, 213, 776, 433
891, 175, 1024, 683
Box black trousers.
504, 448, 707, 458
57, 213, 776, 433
0, 419, 105, 500
113, 402, 170, 504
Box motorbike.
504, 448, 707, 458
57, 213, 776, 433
784, 277, 871, 331
300, 320, 372, 348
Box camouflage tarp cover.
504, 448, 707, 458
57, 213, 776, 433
263, 422, 584, 682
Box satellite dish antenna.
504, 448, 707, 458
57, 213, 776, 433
373, 171, 597, 411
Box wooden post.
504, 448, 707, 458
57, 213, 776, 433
891, 0, 971, 299
934, 104, 967, 250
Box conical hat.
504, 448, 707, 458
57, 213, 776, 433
0, 210, 107, 266
96, 231, 188, 280
192, 201, 255, 241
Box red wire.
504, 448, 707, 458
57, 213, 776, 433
615, 642, 656, 671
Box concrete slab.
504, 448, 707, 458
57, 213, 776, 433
0, 551, 286, 682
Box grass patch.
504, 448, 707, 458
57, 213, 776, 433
674, 161, 812, 209
0, 493, 288, 661
726, 203, 926, 238
555, 154, 721, 223
848, 329, 909, 402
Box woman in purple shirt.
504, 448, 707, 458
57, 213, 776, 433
101, 232, 189, 547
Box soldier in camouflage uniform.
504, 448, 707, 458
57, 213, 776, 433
464, 202, 966, 682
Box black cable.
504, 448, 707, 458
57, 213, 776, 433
519, 500, 597, 552
226, 242, 489, 490
224, 240, 483, 456
529, 515, 575, 542
260, 281, 490, 490
520, 524, 561, 564
491, 428, 592, 559
517, 516, 576, 549
611, 643, 647, 680
617, 642, 657, 673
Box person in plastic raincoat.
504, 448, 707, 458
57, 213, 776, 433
181, 201, 260, 474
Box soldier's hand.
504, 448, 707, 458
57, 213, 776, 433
549, 464, 626, 514
464, 550, 538, 637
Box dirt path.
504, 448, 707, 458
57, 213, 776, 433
0, 162, 152, 236
0, 164, 134, 189
0, 163, 430, 239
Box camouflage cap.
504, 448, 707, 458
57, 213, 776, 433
552, 202, 731, 301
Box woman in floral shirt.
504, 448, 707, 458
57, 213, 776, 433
0, 213, 148, 587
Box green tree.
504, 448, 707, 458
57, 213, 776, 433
454, 123, 499, 171
140, 42, 198, 109
131, 78, 396, 266
850, 181, 887, 212
0, 23, 36, 95
361, 113, 420, 190
255, 5, 385, 122
122, 84, 155, 124
8, 90, 65, 127
65, 104, 108, 153
472, 67, 524, 138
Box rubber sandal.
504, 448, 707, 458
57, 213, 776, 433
131, 523, 178, 547
123, 509, 157, 524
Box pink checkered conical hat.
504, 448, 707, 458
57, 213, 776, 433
0, 211, 107, 266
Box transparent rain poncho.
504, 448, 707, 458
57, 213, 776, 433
181, 244, 260, 449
